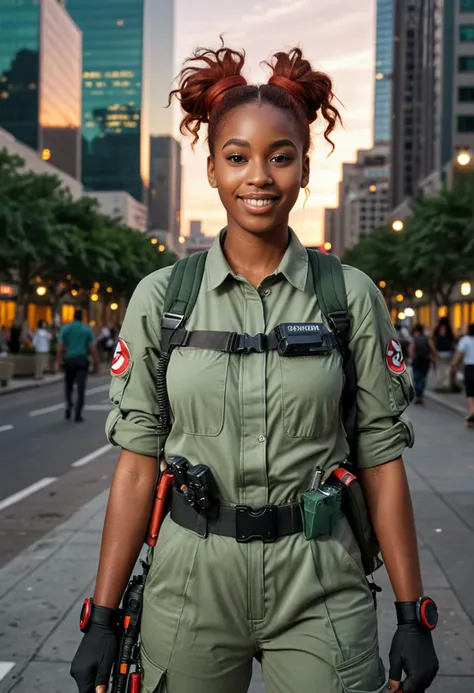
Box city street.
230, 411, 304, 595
0, 390, 473, 692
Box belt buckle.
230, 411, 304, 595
235, 505, 278, 543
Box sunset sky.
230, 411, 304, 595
172, 0, 376, 246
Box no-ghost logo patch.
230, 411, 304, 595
111, 339, 130, 376
386, 338, 406, 375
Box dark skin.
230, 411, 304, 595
92, 102, 421, 693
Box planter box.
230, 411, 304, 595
0, 359, 15, 387
11, 354, 36, 378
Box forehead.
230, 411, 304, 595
215, 102, 303, 148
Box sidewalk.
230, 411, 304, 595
0, 373, 62, 397
0, 450, 473, 692
423, 371, 466, 417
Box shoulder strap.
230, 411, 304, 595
307, 250, 349, 347
163, 251, 208, 319
307, 250, 357, 464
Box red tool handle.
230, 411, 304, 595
129, 673, 141, 693
146, 470, 174, 547
332, 467, 357, 487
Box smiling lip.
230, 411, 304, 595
238, 194, 280, 214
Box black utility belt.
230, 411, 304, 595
171, 488, 303, 542
163, 316, 339, 357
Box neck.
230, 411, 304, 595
222, 219, 290, 288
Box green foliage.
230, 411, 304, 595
342, 181, 474, 306
0, 148, 178, 317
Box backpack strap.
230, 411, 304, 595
307, 250, 358, 464
157, 252, 208, 438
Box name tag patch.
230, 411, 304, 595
386, 338, 406, 374
111, 339, 130, 376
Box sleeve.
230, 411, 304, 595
105, 268, 171, 457
346, 270, 415, 468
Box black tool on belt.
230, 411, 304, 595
168, 456, 219, 514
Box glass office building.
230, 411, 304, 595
374, 0, 394, 143
0, 0, 81, 179
66, 0, 149, 203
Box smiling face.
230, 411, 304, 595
207, 102, 310, 236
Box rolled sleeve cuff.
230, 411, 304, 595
357, 415, 415, 468
106, 411, 159, 458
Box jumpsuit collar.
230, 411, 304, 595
205, 227, 309, 292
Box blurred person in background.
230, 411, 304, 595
33, 319, 51, 379
56, 309, 99, 422
451, 323, 474, 427
409, 324, 437, 405
8, 322, 21, 354
432, 317, 455, 392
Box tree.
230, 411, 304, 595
0, 149, 80, 322
401, 185, 474, 307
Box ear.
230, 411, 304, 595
207, 156, 217, 188
301, 156, 310, 188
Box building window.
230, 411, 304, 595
458, 115, 474, 131
459, 86, 474, 101
460, 25, 474, 41
460, 0, 474, 11
458, 56, 474, 71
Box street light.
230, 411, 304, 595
41, 148, 51, 161
392, 220, 404, 232
158, 244, 165, 252
415, 289, 423, 299
396, 293, 404, 302
36, 285, 47, 296
178, 236, 186, 244
369, 185, 377, 193
405, 308, 415, 318
110, 302, 119, 311
379, 280, 387, 289
71, 289, 78, 297
457, 151, 471, 167
323, 242, 332, 251
461, 281, 472, 296
106, 286, 113, 293
398, 311, 406, 321
90, 293, 99, 302
151, 238, 158, 245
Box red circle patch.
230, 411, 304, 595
386, 338, 406, 374
111, 339, 130, 376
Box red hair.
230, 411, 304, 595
170, 41, 342, 154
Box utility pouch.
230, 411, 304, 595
301, 482, 342, 540
340, 478, 382, 575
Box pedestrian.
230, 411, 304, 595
0, 325, 7, 354
432, 316, 455, 392
70, 44, 438, 693
55, 309, 99, 422
408, 323, 437, 404
32, 319, 51, 379
8, 322, 21, 354
451, 323, 474, 427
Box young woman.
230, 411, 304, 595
33, 318, 51, 379
451, 323, 474, 426
432, 317, 455, 392
70, 45, 439, 693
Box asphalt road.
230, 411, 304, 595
0, 373, 118, 567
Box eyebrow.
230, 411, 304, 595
221, 138, 297, 151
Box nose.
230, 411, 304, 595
246, 158, 273, 187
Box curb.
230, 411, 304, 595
423, 389, 466, 416
0, 374, 63, 397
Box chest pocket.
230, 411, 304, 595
279, 351, 344, 439
167, 347, 229, 436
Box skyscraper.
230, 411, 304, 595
0, 0, 82, 180
66, 0, 149, 203
147, 0, 175, 137
374, 0, 394, 144
149, 135, 181, 248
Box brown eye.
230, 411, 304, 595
227, 154, 246, 164
270, 154, 291, 164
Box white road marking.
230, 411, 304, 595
29, 384, 110, 417
71, 443, 113, 468
0, 425, 14, 433
29, 403, 63, 417
0, 662, 15, 682
84, 404, 111, 412
0, 478, 57, 513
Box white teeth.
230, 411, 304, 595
242, 198, 276, 207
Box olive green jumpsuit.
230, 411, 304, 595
106, 230, 414, 693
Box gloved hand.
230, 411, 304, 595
388, 624, 439, 692
70, 622, 119, 693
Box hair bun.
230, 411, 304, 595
170, 41, 247, 145
267, 48, 340, 149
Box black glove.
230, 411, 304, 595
70, 622, 119, 693
389, 624, 439, 692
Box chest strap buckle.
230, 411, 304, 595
236, 504, 278, 542
233, 332, 267, 354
